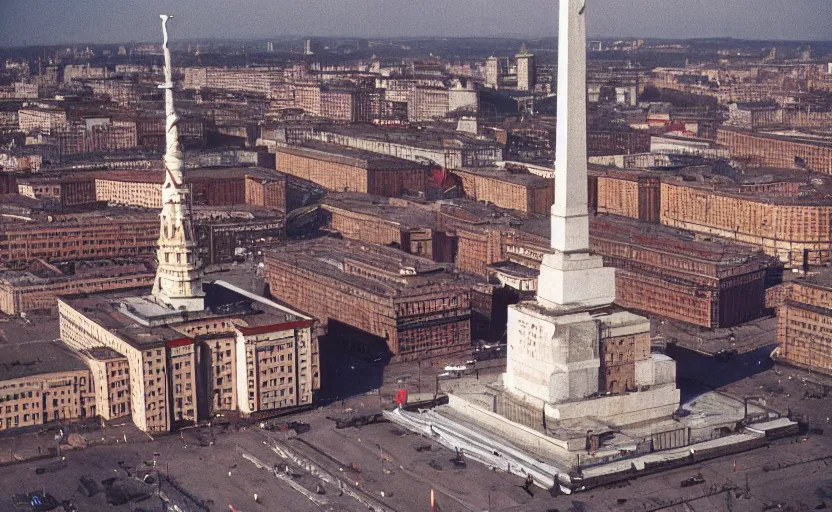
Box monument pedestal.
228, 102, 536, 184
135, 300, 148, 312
503, 298, 680, 428
536, 251, 616, 309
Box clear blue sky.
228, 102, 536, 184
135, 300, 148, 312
1, 0, 831, 46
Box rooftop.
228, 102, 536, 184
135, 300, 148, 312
590, 215, 774, 269
315, 123, 501, 151
0, 341, 88, 381
721, 126, 832, 148
322, 193, 437, 229
60, 280, 309, 350
276, 141, 427, 171
437, 198, 550, 239
23, 166, 283, 186
589, 164, 832, 205
267, 236, 476, 298
455, 166, 552, 187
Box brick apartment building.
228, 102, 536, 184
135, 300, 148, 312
245, 174, 287, 211
59, 281, 319, 433
321, 193, 441, 261
182, 67, 284, 97
454, 166, 554, 214
718, 128, 832, 175
590, 165, 832, 267
0, 211, 160, 267
318, 191, 779, 330
0, 260, 155, 316
767, 271, 832, 376
310, 125, 504, 169
19, 168, 281, 210
136, 115, 205, 149
0, 342, 96, 431
589, 216, 776, 329
264, 237, 472, 361
18, 106, 67, 135
409, 86, 450, 122
275, 143, 430, 197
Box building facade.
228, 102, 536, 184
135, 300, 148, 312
265, 238, 472, 361
275, 144, 429, 197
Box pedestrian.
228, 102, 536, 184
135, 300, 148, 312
524, 474, 535, 492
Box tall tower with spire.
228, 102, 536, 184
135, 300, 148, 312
152, 15, 205, 312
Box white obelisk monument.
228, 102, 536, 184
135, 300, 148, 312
538, 0, 615, 309
152, 15, 205, 312
502, 1, 678, 422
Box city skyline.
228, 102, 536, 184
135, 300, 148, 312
2, 0, 832, 47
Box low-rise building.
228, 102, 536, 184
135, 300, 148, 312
275, 142, 429, 197
0, 341, 95, 432
767, 271, 832, 376
18, 106, 67, 135
321, 193, 442, 261
265, 237, 472, 361
454, 165, 553, 214
718, 128, 832, 175
58, 281, 319, 433
590, 216, 778, 329
0, 210, 160, 267
0, 259, 155, 316
591, 165, 832, 267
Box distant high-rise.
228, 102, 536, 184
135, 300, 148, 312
266, 41, 274, 53
485, 56, 500, 89
305, 39, 322, 56
515, 43, 536, 91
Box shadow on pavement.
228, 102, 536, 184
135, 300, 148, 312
668, 343, 777, 403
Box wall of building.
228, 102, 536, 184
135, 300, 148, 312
661, 182, 832, 266
276, 151, 426, 197
718, 129, 832, 175
0, 218, 159, 266
615, 270, 716, 327
0, 370, 94, 431
455, 170, 553, 214
596, 176, 640, 218
245, 175, 286, 212
0, 272, 155, 316
770, 281, 832, 375
264, 253, 470, 360
325, 207, 406, 248
58, 300, 148, 432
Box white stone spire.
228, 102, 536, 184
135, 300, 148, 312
152, 14, 205, 312
552, 0, 589, 254
535, 0, 615, 309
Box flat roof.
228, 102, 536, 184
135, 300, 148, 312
437, 198, 550, 239
27, 166, 284, 185
316, 124, 501, 151
455, 166, 552, 187
267, 237, 476, 298
60, 281, 307, 350
0, 341, 88, 382
590, 215, 773, 268
589, 164, 832, 205
720, 126, 832, 148
276, 142, 426, 171
322, 193, 437, 229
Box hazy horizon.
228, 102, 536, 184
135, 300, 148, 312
1, 0, 831, 47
